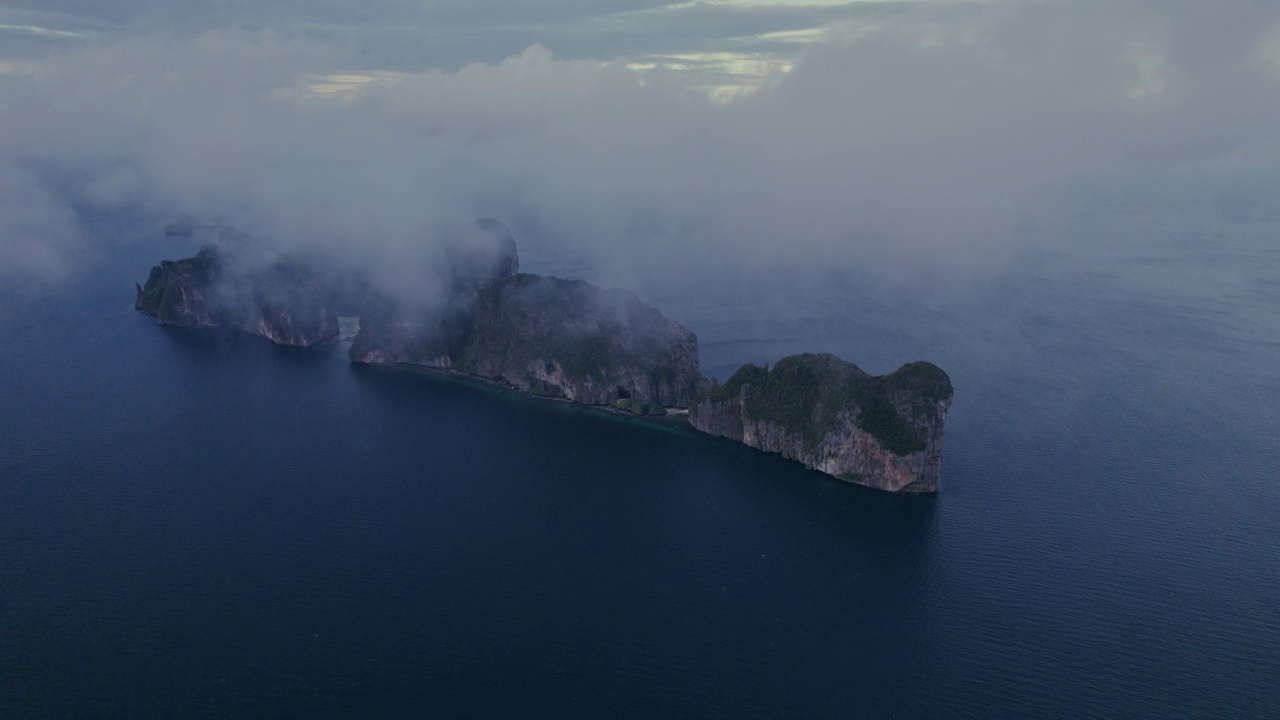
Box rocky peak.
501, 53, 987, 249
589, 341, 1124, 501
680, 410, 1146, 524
690, 353, 953, 492
446, 218, 520, 293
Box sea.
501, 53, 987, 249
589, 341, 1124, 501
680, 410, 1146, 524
1, 199, 1277, 718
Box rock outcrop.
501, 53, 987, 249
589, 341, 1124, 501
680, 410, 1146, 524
135, 220, 955, 491
134, 246, 223, 328
349, 224, 703, 409
690, 353, 953, 493
134, 245, 341, 347
424, 274, 700, 408
137, 219, 702, 410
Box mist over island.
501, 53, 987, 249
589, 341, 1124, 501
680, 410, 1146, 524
3, 2, 1278, 293
135, 219, 954, 492
2, 1, 1279, 717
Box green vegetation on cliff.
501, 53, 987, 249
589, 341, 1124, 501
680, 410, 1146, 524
459, 275, 620, 379
353, 271, 703, 408
134, 221, 952, 490
460, 274, 696, 392
135, 244, 350, 345
134, 245, 220, 320
883, 360, 954, 403
704, 353, 952, 456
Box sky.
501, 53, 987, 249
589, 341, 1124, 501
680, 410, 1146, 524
1, 0, 1279, 291
0, 0, 909, 93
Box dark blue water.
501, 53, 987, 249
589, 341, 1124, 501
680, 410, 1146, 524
2, 207, 1278, 717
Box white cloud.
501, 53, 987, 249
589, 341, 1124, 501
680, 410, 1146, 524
0, 166, 80, 280
0, 3, 1276, 290
0, 23, 88, 39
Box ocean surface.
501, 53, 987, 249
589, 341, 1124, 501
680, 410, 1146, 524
1, 204, 1278, 718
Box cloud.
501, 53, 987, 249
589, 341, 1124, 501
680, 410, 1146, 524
0, 166, 80, 280
0, 2, 1277, 291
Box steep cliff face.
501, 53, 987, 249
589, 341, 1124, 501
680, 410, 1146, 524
351, 273, 703, 409
458, 274, 702, 408
135, 245, 341, 347
238, 307, 340, 347
347, 305, 474, 367
690, 354, 952, 493
134, 246, 225, 328
218, 258, 348, 346
136, 221, 954, 489
347, 218, 701, 408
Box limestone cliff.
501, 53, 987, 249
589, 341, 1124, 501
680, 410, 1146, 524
134, 245, 341, 347
135, 220, 954, 490
134, 246, 223, 328
350, 275, 703, 410
690, 353, 952, 493
303, 217, 702, 409
460, 274, 701, 408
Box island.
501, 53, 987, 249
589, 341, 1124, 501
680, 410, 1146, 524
691, 354, 952, 493
136, 220, 954, 492
134, 245, 346, 347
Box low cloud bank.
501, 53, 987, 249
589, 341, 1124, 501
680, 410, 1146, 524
1, 2, 1277, 293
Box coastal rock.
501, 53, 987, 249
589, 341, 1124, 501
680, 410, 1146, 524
133, 246, 224, 328
460, 274, 702, 408
351, 273, 703, 409
135, 245, 341, 347
348, 218, 702, 408
136, 219, 954, 492
690, 353, 953, 492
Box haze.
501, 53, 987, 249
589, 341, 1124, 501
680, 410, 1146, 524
1, 0, 1278, 295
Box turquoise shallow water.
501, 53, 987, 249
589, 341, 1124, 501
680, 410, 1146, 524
1, 206, 1277, 717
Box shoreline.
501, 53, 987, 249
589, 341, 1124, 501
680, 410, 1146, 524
354, 358, 695, 427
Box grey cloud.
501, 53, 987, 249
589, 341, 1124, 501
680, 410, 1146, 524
0, 2, 1277, 294
0, 166, 80, 280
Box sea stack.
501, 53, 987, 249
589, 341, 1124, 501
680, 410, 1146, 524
690, 353, 953, 492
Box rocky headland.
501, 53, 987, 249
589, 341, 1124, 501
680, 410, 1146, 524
136, 220, 953, 492
690, 354, 952, 493
135, 245, 346, 347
